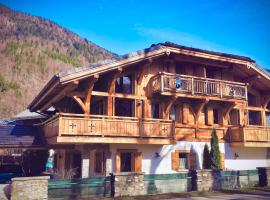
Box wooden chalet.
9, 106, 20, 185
26, 42, 270, 177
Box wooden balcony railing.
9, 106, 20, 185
42, 113, 174, 143
229, 126, 270, 147
150, 72, 247, 100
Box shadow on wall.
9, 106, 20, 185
190, 144, 200, 169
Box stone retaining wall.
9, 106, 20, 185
111, 172, 145, 197
11, 176, 49, 200
191, 169, 259, 192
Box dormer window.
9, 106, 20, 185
115, 75, 133, 94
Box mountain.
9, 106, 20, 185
0, 4, 117, 118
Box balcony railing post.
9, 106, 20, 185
220, 81, 223, 98
139, 118, 143, 137
245, 84, 248, 101
191, 77, 194, 95
161, 75, 164, 92
58, 116, 62, 137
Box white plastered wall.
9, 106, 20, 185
224, 143, 269, 170
109, 141, 225, 174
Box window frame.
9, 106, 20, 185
115, 74, 134, 94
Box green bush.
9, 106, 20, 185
203, 143, 211, 169
210, 129, 222, 169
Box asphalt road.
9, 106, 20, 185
166, 191, 270, 200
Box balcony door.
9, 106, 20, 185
266, 112, 270, 127
115, 98, 134, 117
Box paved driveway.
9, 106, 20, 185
166, 191, 270, 200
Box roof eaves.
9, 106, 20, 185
160, 41, 255, 63
28, 75, 60, 111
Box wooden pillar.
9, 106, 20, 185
144, 99, 152, 118
107, 68, 122, 116
84, 75, 99, 114
206, 105, 213, 126
107, 96, 114, 116
262, 109, 266, 126
183, 103, 189, 125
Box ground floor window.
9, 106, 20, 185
95, 151, 104, 174
172, 150, 195, 170
116, 149, 142, 173
179, 153, 189, 169
120, 152, 132, 172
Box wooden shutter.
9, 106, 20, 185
221, 153, 225, 169
115, 152, 120, 173
171, 151, 179, 170
183, 103, 189, 124
189, 152, 196, 170
134, 152, 142, 172
206, 106, 213, 125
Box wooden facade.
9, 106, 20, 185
30, 43, 270, 147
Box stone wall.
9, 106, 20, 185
11, 176, 49, 200
191, 169, 259, 192
111, 172, 145, 197
257, 167, 270, 186
0, 184, 10, 200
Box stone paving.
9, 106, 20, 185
165, 191, 270, 200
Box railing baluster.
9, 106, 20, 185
191, 77, 194, 95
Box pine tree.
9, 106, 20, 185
203, 143, 211, 169
210, 129, 221, 169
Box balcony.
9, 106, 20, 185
150, 72, 247, 101
42, 113, 174, 145
229, 126, 270, 147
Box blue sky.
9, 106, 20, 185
2, 0, 270, 68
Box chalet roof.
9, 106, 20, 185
0, 118, 46, 147
28, 42, 270, 112
15, 109, 46, 119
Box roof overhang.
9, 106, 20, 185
28, 43, 270, 112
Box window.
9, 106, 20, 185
228, 109, 240, 126
91, 100, 104, 115
266, 112, 270, 127
95, 152, 104, 174
116, 150, 142, 173
120, 152, 132, 172
179, 153, 188, 169
248, 110, 262, 125
115, 98, 134, 117
115, 75, 133, 94
169, 106, 176, 120
172, 150, 195, 170
213, 109, 219, 124
151, 103, 159, 119
248, 93, 257, 107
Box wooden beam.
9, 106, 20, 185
263, 94, 270, 109
72, 96, 86, 112
40, 81, 78, 111
67, 91, 85, 98
243, 75, 261, 87
163, 96, 177, 119
136, 64, 146, 85
194, 99, 209, 125
222, 102, 236, 125
84, 75, 99, 114
108, 68, 123, 94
